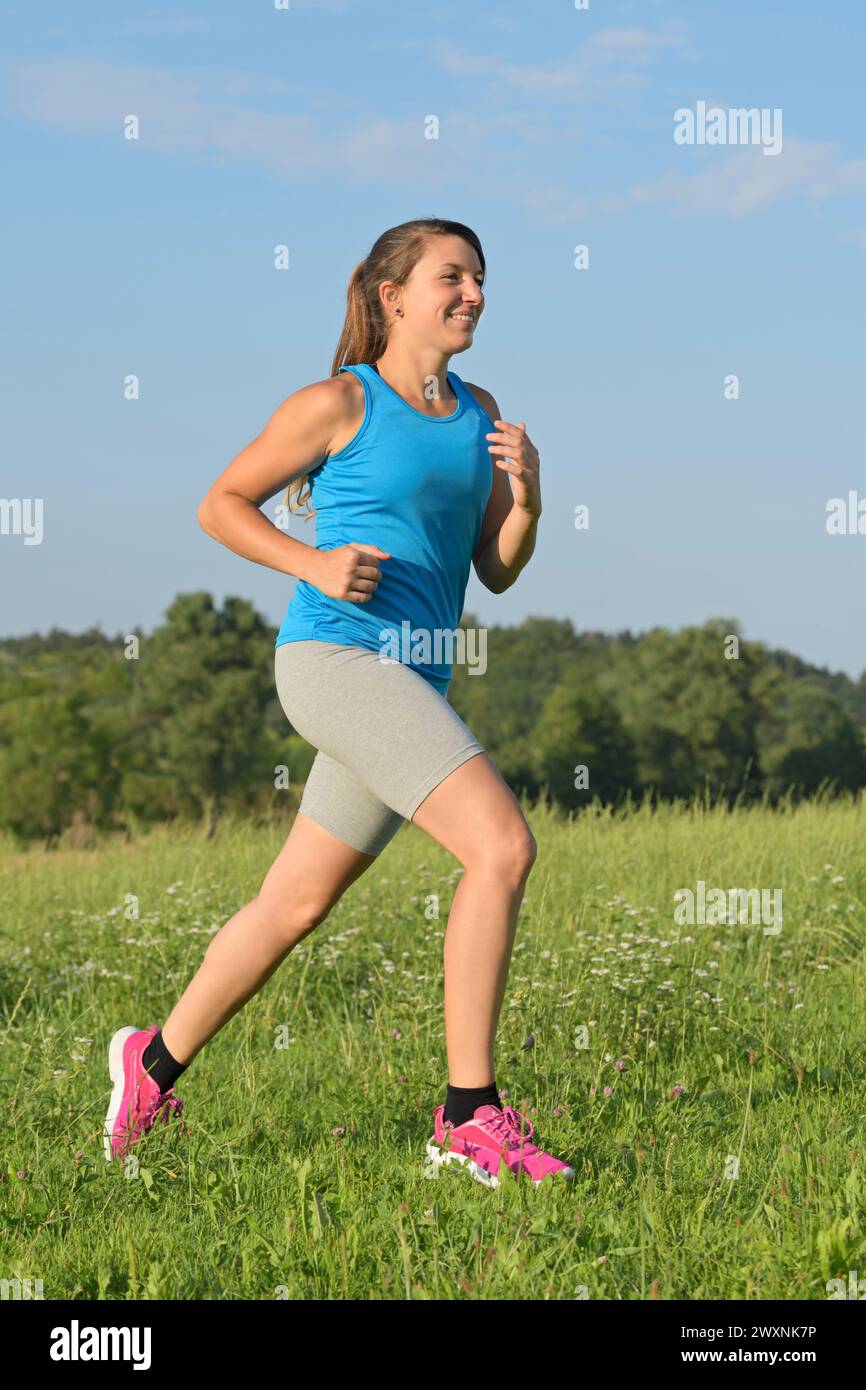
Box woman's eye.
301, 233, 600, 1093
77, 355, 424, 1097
444, 273, 484, 290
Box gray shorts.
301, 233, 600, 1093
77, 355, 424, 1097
274, 639, 486, 856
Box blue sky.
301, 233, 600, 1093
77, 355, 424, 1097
2, 0, 865, 677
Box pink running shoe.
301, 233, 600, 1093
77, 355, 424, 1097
103, 1025, 186, 1164
426, 1103, 575, 1188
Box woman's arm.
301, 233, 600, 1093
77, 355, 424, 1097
476, 500, 540, 594
197, 377, 354, 581
465, 384, 542, 594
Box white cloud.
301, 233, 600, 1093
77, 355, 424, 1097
2, 58, 450, 181
0, 55, 596, 192
520, 186, 592, 225
630, 137, 866, 215
434, 24, 692, 99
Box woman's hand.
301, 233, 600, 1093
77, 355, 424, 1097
309, 542, 391, 603
485, 420, 541, 518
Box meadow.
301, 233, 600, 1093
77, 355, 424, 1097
1, 791, 865, 1301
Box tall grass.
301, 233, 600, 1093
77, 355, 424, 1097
2, 792, 865, 1299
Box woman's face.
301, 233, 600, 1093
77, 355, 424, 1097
388, 235, 485, 350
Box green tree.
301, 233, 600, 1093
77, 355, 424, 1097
0, 686, 116, 841
126, 592, 278, 827
605, 620, 765, 801
533, 672, 638, 806
758, 680, 866, 797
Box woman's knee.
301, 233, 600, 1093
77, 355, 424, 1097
252, 890, 332, 947
510, 823, 539, 881
472, 820, 538, 887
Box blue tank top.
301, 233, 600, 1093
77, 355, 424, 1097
274, 362, 494, 695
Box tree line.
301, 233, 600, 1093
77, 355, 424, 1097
1, 592, 864, 844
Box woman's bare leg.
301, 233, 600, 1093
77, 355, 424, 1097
409, 753, 537, 1087
159, 813, 376, 1064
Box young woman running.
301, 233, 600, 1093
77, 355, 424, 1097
103, 217, 574, 1187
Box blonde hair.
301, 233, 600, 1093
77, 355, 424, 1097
285, 217, 486, 521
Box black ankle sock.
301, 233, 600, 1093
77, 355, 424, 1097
141, 1030, 189, 1094
443, 1080, 501, 1128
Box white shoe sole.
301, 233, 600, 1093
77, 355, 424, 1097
103, 1026, 138, 1162
425, 1141, 501, 1187
425, 1141, 576, 1186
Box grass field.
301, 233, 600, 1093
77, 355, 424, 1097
2, 792, 865, 1301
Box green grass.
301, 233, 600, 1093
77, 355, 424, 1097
2, 792, 866, 1300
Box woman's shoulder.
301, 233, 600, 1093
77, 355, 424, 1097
297, 368, 367, 421
270, 371, 366, 464
294, 368, 365, 402
299, 369, 367, 461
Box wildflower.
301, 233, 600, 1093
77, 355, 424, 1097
613, 1058, 625, 1072
331, 1126, 346, 1137
603, 1086, 613, 1097
669, 1084, 685, 1099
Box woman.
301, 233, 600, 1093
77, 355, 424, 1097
104, 217, 574, 1187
